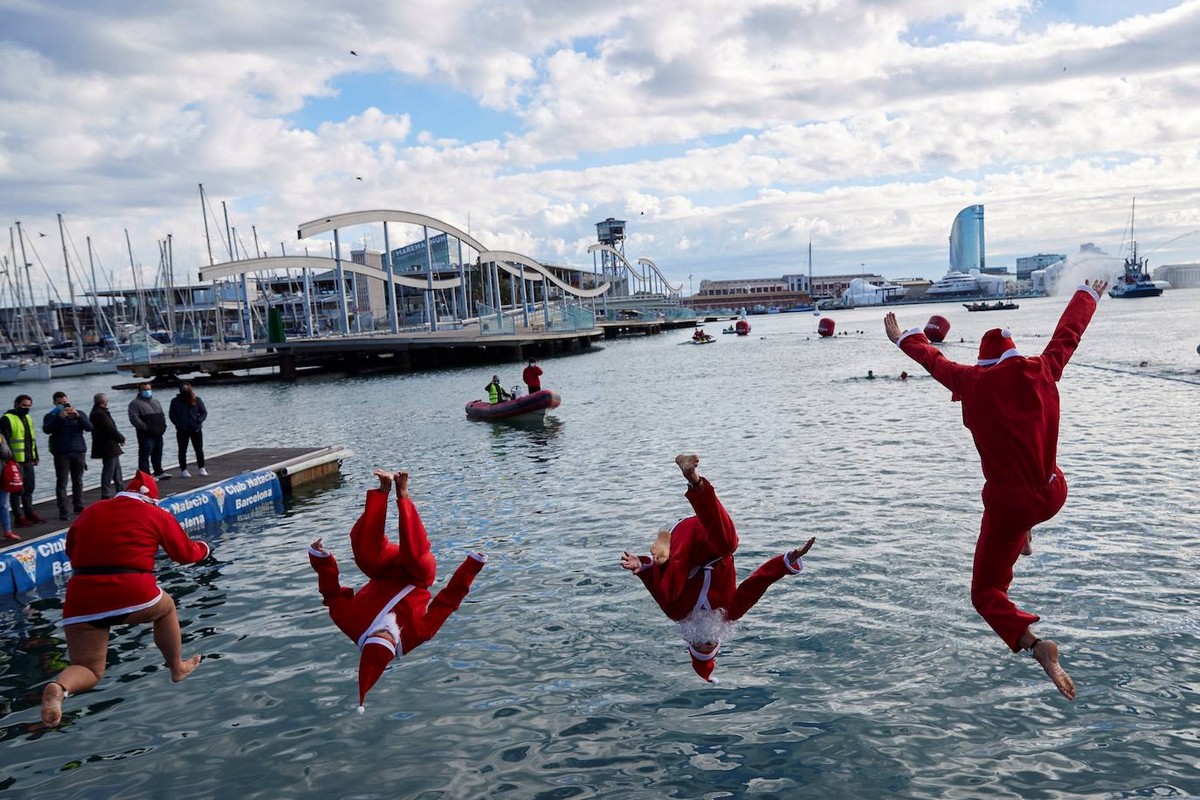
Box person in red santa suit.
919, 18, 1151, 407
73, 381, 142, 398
619, 454, 815, 684
884, 279, 1108, 700
39, 470, 211, 727
309, 468, 487, 713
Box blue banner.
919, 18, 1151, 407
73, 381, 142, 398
1, 468, 285, 601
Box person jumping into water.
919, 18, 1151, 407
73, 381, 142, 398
620, 454, 815, 683
883, 279, 1108, 700
309, 469, 486, 712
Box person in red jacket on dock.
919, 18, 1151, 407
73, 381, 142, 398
39, 470, 211, 727
884, 279, 1108, 700
620, 454, 815, 684
309, 468, 487, 713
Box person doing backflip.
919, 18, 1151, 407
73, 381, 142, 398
309, 469, 487, 713
620, 455, 815, 683
883, 279, 1108, 700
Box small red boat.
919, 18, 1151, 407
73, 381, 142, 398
466, 389, 561, 421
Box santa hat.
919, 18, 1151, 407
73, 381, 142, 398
687, 642, 721, 684
357, 638, 396, 714
976, 328, 1018, 366
124, 470, 160, 500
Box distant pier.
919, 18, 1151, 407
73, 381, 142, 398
118, 327, 603, 383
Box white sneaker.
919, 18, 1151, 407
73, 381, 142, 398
198, 468, 208, 476
180, 469, 192, 478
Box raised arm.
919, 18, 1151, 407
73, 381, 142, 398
1041, 281, 1105, 380
885, 312, 972, 397
309, 538, 353, 608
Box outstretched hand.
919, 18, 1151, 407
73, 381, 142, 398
883, 313, 901, 343
788, 537, 816, 562
311, 537, 327, 553
1087, 278, 1109, 297
620, 551, 643, 572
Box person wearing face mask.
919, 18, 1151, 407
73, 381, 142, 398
0, 394, 44, 528
127, 383, 169, 480
43, 391, 94, 521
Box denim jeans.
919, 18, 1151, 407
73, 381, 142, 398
137, 431, 164, 474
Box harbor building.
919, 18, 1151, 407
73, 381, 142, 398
949, 204, 985, 272
1153, 262, 1200, 289
1016, 253, 1065, 281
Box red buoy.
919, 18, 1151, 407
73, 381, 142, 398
924, 315, 950, 343
818, 318, 836, 337
735, 319, 751, 336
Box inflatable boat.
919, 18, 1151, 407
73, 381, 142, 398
465, 388, 561, 421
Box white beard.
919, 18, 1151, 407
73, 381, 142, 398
676, 608, 735, 646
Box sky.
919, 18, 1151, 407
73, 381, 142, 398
2, 0, 1200, 299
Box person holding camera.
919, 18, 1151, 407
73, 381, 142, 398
43, 391, 94, 521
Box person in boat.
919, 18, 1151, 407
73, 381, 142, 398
485, 375, 511, 404
619, 455, 815, 684
39, 471, 210, 727
309, 469, 487, 713
692, 328, 709, 342
522, 358, 543, 394
883, 279, 1109, 700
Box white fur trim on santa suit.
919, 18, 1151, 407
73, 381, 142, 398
355, 589, 415, 651
687, 642, 720, 661
1078, 283, 1100, 302
976, 348, 1021, 367
896, 327, 924, 346
468, 552, 488, 563
62, 589, 165, 627
784, 554, 805, 574
308, 546, 331, 558
115, 490, 158, 504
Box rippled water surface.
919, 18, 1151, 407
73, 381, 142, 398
1, 290, 1198, 798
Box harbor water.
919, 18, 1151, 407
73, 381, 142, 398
1, 289, 1197, 798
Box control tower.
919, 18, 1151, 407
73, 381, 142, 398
595, 217, 630, 296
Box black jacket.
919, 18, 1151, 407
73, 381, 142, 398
89, 404, 126, 459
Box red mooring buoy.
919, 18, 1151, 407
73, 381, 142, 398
924, 315, 951, 343
818, 317, 836, 337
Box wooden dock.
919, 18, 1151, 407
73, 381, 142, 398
0, 445, 349, 548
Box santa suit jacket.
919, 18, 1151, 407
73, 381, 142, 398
62, 493, 211, 625
632, 479, 802, 622
309, 513, 485, 656
896, 285, 1099, 490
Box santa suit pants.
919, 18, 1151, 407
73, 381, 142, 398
351, 489, 437, 587
971, 468, 1068, 651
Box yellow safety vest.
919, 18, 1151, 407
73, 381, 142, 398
2, 412, 36, 462
487, 383, 500, 404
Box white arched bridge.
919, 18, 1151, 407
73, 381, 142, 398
194, 209, 684, 342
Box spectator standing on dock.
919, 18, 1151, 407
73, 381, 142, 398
1, 395, 43, 528
43, 391, 94, 521
128, 382, 169, 480
619, 454, 815, 684
883, 279, 1108, 701
309, 469, 487, 713
0, 429, 17, 541
89, 393, 126, 499
38, 471, 209, 728
485, 375, 511, 404
522, 358, 543, 393
168, 383, 208, 478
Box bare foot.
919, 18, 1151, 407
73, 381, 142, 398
171, 653, 204, 683
675, 454, 700, 484
1032, 640, 1075, 700
372, 469, 393, 493
395, 471, 410, 499
1021, 530, 1033, 557
40, 681, 65, 727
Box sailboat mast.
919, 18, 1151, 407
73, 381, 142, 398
200, 182, 225, 349
8, 227, 27, 346
127, 228, 148, 331
15, 221, 40, 349
57, 213, 84, 355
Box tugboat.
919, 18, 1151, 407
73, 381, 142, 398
1109, 199, 1171, 299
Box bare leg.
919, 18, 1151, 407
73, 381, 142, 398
1019, 630, 1075, 700
126, 593, 203, 683
395, 471, 409, 500
675, 454, 700, 485
41, 623, 110, 727
1020, 530, 1033, 557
